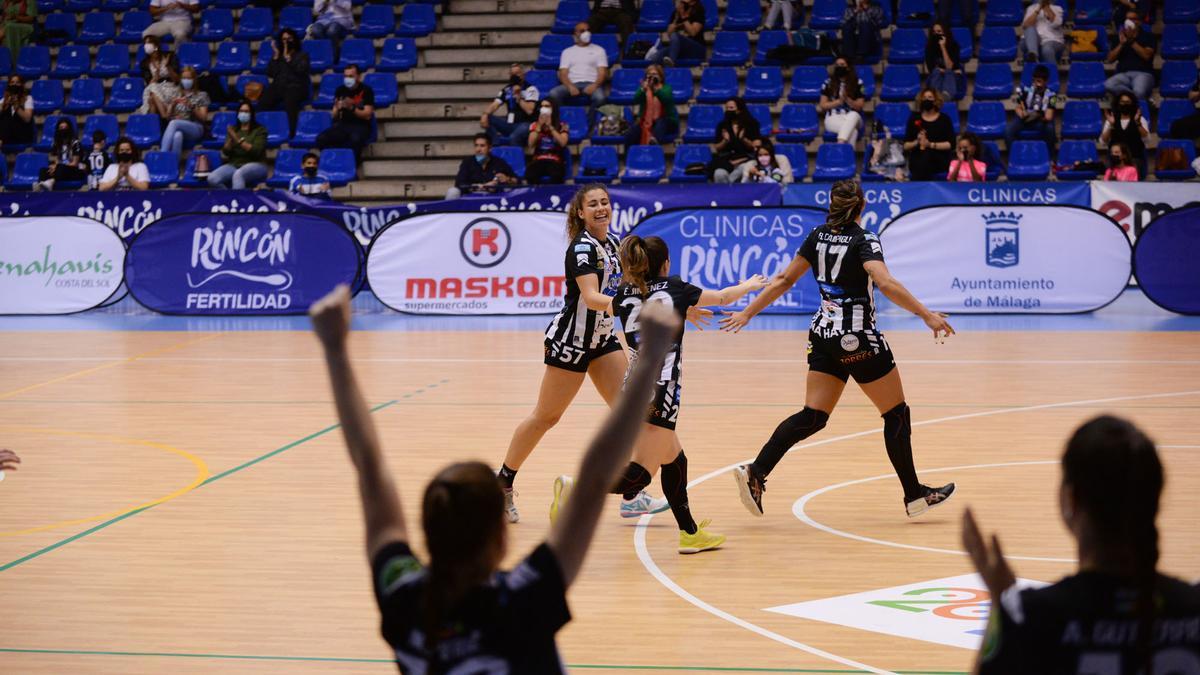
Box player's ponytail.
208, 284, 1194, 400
620, 235, 669, 296
567, 183, 610, 240
827, 179, 865, 232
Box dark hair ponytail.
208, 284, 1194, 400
619, 235, 669, 295
826, 179, 865, 232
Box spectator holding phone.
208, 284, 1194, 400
623, 64, 678, 148
924, 22, 963, 102
1021, 0, 1065, 64
480, 64, 539, 148
1005, 64, 1057, 153
947, 132, 986, 181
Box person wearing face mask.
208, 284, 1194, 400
307, 0, 354, 46
1103, 12, 1156, 101
924, 22, 963, 102
34, 119, 86, 191
741, 142, 789, 184
98, 137, 150, 191
946, 132, 986, 182
446, 134, 516, 200
1021, 0, 1065, 64
0, 0, 36, 64
526, 99, 570, 185
142, 0, 198, 46
841, 0, 885, 62
480, 64, 540, 148
0, 74, 33, 152
155, 65, 210, 160
207, 102, 268, 190
1101, 142, 1138, 181
138, 35, 181, 116
548, 22, 609, 121
289, 152, 333, 197
316, 64, 375, 164
1005, 65, 1057, 154
622, 64, 678, 149
645, 0, 706, 66
1100, 92, 1148, 180
903, 87, 955, 181
708, 97, 762, 183
258, 29, 310, 136
819, 58, 866, 148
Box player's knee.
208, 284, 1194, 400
530, 408, 565, 429
800, 407, 830, 433
882, 402, 911, 437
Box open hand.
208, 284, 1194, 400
685, 305, 713, 330
719, 309, 752, 333
309, 284, 352, 350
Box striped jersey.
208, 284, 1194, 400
545, 229, 621, 349
798, 223, 886, 337
613, 275, 702, 385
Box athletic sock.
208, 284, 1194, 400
660, 451, 697, 534
611, 462, 652, 500
882, 402, 922, 501
497, 464, 517, 489
749, 407, 830, 478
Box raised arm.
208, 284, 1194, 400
547, 302, 680, 586
719, 253, 811, 332
863, 259, 954, 340
310, 285, 408, 559
698, 274, 768, 306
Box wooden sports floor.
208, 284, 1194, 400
2, 324, 1198, 674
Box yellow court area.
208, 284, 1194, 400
2, 329, 1199, 674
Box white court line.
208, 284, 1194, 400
4, 356, 1200, 365
1162, 445, 1200, 448
632, 387, 1200, 672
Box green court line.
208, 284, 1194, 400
0, 382, 449, 573
0, 648, 966, 674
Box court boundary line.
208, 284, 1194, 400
633, 388, 1200, 674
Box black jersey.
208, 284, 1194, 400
372, 541, 571, 674
545, 230, 621, 350
614, 275, 703, 384
979, 572, 1200, 675
798, 224, 885, 337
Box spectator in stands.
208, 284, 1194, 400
549, 22, 609, 116
155, 66, 210, 160
87, 131, 110, 190
1104, 12, 1155, 101
1110, 0, 1150, 30
588, 0, 636, 46
447, 133, 517, 200
526, 99, 570, 184
316, 64, 375, 163
1102, 142, 1138, 181
0, 0, 36, 64
841, 0, 886, 63
138, 35, 181, 115
290, 152, 333, 197
761, 0, 801, 32
34, 118, 85, 192
742, 142, 788, 184
208, 101, 268, 189
144, 0, 199, 45
307, 0, 354, 46
1166, 75, 1200, 141
709, 97, 762, 183
904, 87, 955, 181
947, 132, 986, 181
646, 0, 706, 67
819, 57, 866, 148
624, 64, 678, 148
1005, 64, 1057, 152
924, 22, 963, 102
1100, 91, 1148, 180
98, 137, 150, 191
480, 64, 539, 148
259, 29, 310, 136
0, 74, 33, 152
1021, 0, 1065, 64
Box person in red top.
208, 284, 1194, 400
1102, 141, 1139, 181
526, 98, 570, 184
947, 132, 987, 181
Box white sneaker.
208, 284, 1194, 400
620, 490, 670, 518
502, 487, 519, 524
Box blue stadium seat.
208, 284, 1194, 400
52, 45, 89, 80
683, 104, 722, 142
536, 35, 573, 69
978, 27, 1017, 62
356, 4, 396, 38
981, 141, 1003, 180
748, 104, 773, 136
880, 65, 921, 101
180, 150, 222, 188
337, 39, 376, 71
552, 1, 587, 33
699, 0, 719, 29
808, 0, 843, 28
984, 0, 1021, 25
966, 101, 1006, 138
812, 143, 855, 180
90, 44, 128, 78
236, 7, 274, 41
1073, 0, 1108, 25
31, 79, 63, 114
952, 27, 974, 61
697, 67, 738, 103
101, 0, 137, 9
593, 34, 621, 66
754, 31, 789, 66
125, 113, 162, 148
312, 73, 341, 108
363, 72, 398, 107
622, 145, 665, 183
855, 66, 877, 99
1006, 140, 1050, 179
116, 11, 151, 43
558, 106, 589, 144
1158, 100, 1195, 137
176, 42, 210, 72
279, 6, 311, 34
202, 112, 238, 148
665, 67, 693, 103
1060, 101, 1102, 139
193, 9, 233, 42
777, 104, 819, 143
775, 143, 807, 181
1161, 25, 1200, 60
1155, 140, 1198, 180
888, 28, 927, 63
1019, 62, 1060, 90
256, 110, 290, 148
42, 13, 77, 46
63, 78, 103, 114
1160, 61, 1198, 98
577, 145, 618, 183
17, 46, 50, 79
378, 38, 417, 72
291, 110, 331, 147
896, 0, 934, 27
320, 148, 357, 186
82, 114, 120, 146
6, 153, 48, 191
33, 115, 73, 152
80, 12, 116, 45
523, 69, 558, 96
972, 63, 1013, 99
946, 106, 962, 135
1069, 28, 1107, 61
1055, 141, 1101, 180
214, 42, 252, 75
744, 66, 784, 103
788, 66, 827, 102
709, 31, 750, 66
616, 35, 654, 68
1066, 62, 1106, 98
251, 41, 274, 74
1163, 0, 1200, 23
873, 102, 913, 137
668, 144, 712, 183
144, 151, 179, 188
490, 146, 525, 179
722, 0, 761, 30
0, 50, 11, 76
65, 0, 98, 10
397, 4, 436, 37
267, 148, 306, 188
234, 74, 268, 100
608, 68, 643, 105
637, 0, 672, 31
37, 0, 63, 10
302, 39, 335, 73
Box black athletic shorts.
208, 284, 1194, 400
544, 334, 624, 373
807, 329, 896, 384
646, 379, 681, 430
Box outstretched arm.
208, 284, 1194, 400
698, 274, 768, 307
719, 255, 811, 332
548, 303, 680, 586
310, 285, 408, 559
863, 260, 955, 340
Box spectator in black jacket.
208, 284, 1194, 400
588, 0, 637, 45
259, 28, 310, 135
316, 64, 374, 163
446, 134, 517, 200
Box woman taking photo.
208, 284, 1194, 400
138, 35, 181, 115
623, 64, 678, 148
924, 22, 963, 102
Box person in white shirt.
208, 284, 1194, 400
143, 0, 199, 45
1021, 0, 1064, 64
818, 57, 866, 147
98, 137, 150, 191
547, 22, 608, 116
307, 0, 354, 44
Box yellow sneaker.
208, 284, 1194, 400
678, 519, 726, 554
549, 475, 574, 524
